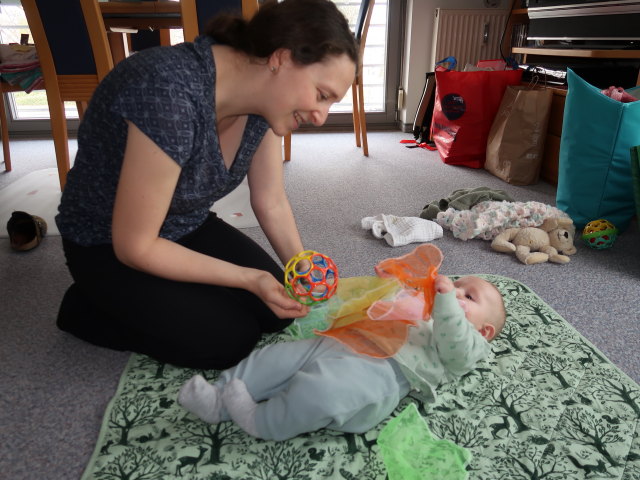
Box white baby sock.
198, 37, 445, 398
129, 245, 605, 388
177, 374, 222, 424
361, 214, 384, 230
222, 379, 261, 438
361, 214, 387, 239
382, 215, 444, 247
362, 214, 444, 247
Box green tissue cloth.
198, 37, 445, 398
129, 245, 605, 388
378, 403, 471, 480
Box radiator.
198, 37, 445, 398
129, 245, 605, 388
430, 8, 510, 70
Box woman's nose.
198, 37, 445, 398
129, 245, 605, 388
311, 106, 330, 126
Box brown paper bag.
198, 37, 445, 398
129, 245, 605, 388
485, 85, 553, 185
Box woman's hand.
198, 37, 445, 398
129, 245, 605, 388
435, 274, 454, 294
251, 270, 310, 319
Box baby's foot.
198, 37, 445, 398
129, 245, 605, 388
177, 375, 222, 423
222, 379, 260, 437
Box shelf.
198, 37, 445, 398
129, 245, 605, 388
509, 6, 640, 60
512, 47, 640, 59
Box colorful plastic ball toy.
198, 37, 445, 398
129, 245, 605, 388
581, 219, 618, 249
284, 250, 338, 305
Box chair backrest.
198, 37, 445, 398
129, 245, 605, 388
355, 0, 374, 46
22, 0, 97, 76
22, 0, 114, 101
130, 30, 162, 53
21, 0, 116, 190
79, 0, 115, 81
195, 0, 243, 33
181, 0, 257, 42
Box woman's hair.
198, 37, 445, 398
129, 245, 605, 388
205, 0, 358, 69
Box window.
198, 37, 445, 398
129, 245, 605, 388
327, 0, 401, 129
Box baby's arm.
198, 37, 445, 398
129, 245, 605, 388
431, 276, 490, 376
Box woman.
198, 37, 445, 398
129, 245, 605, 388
55, 0, 358, 369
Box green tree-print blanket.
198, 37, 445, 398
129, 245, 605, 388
82, 275, 640, 479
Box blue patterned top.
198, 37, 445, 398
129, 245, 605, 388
56, 35, 269, 246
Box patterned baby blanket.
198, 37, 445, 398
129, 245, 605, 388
436, 201, 570, 241
81, 275, 639, 479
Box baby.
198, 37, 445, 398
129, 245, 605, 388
178, 274, 505, 441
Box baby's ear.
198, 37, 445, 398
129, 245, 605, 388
479, 323, 495, 341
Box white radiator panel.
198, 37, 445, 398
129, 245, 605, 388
430, 8, 510, 70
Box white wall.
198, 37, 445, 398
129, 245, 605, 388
400, 0, 508, 127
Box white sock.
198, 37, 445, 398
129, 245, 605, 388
382, 215, 444, 247
361, 214, 384, 230
371, 221, 386, 238
362, 214, 388, 239
177, 375, 222, 424
222, 379, 261, 438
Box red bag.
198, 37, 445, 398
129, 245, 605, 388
431, 65, 522, 168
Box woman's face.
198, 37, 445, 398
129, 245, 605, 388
266, 51, 356, 136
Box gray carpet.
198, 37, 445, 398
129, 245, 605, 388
1, 131, 639, 478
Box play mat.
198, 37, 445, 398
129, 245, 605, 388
81, 275, 640, 479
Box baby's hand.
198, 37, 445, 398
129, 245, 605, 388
434, 274, 454, 294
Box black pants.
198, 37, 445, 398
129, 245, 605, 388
57, 214, 292, 369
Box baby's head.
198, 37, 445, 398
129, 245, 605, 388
452, 276, 506, 342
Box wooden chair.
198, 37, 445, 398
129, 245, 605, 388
351, 0, 375, 157
0, 81, 42, 173
21, 0, 113, 190
283, 0, 375, 161
181, 0, 258, 42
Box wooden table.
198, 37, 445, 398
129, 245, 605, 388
100, 1, 182, 29
99, 1, 182, 63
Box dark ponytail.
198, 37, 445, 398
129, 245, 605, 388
205, 0, 358, 68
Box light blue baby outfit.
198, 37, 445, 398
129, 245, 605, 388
213, 289, 491, 441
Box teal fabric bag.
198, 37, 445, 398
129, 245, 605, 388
556, 69, 640, 232
632, 145, 640, 228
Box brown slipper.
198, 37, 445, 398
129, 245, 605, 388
7, 211, 48, 251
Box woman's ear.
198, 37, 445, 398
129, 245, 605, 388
269, 48, 293, 71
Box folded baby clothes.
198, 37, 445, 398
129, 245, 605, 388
362, 214, 443, 247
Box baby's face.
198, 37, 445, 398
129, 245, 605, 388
452, 276, 501, 339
